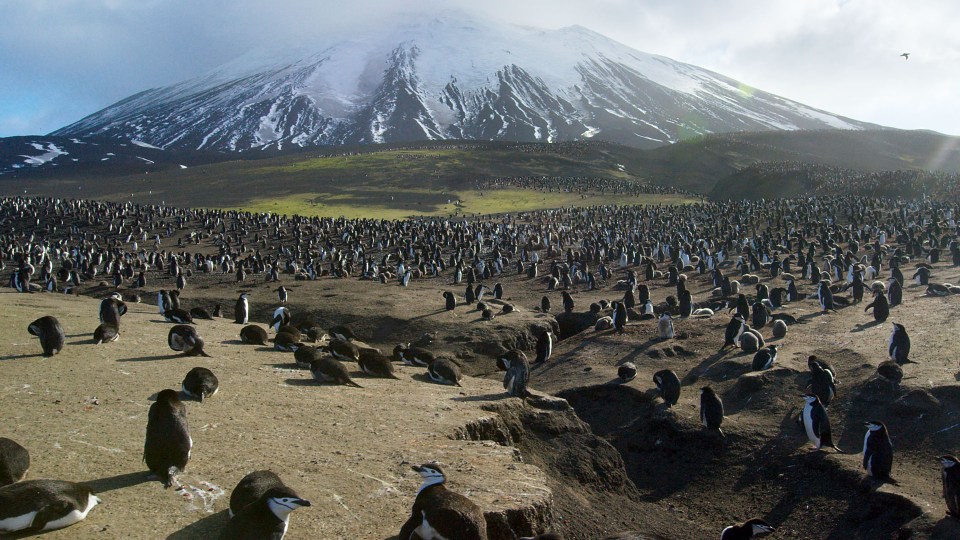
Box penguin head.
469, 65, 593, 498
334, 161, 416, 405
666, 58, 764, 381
801, 393, 819, 404
264, 487, 311, 519
156, 388, 182, 405
892, 322, 906, 333
744, 518, 774, 536
940, 455, 960, 469
864, 421, 886, 433
412, 462, 446, 482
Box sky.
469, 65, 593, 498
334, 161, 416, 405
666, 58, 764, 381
1, 0, 957, 137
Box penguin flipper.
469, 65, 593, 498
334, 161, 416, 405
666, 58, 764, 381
29, 500, 72, 532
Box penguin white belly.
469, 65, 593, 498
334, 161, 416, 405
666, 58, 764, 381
802, 406, 819, 448
0, 511, 38, 532
43, 495, 100, 530
415, 513, 451, 540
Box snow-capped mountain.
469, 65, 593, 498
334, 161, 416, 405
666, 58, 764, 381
52, 11, 875, 151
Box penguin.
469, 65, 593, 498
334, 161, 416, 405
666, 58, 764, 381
618, 362, 637, 382
222, 472, 311, 539
168, 325, 210, 357
27, 316, 64, 357
176, 273, 186, 292
164, 308, 193, 325
190, 307, 214, 320
751, 345, 778, 371
786, 279, 800, 301
144, 389, 191, 488
99, 294, 126, 326
863, 421, 893, 482
561, 291, 574, 313
499, 350, 530, 397
308, 357, 363, 388
864, 289, 890, 322
240, 325, 269, 345
0, 480, 100, 533
465, 284, 476, 304
158, 290, 172, 315
808, 355, 838, 384
540, 296, 551, 313
739, 330, 761, 354
277, 285, 288, 304
700, 386, 724, 436
357, 349, 400, 379
720, 316, 744, 351
213, 304, 223, 318
501, 303, 516, 315
750, 302, 769, 328
613, 301, 628, 333
398, 462, 488, 540
941, 455, 960, 518
0, 437, 29, 487
181, 367, 219, 402
771, 319, 788, 339
657, 313, 674, 340
273, 332, 304, 352
271, 307, 291, 333
800, 393, 843, 452
807, 359, 837, 406
93, 323, 119, 344
720, 518, 775, 540
876, 360, 903, 391
394, 345, 435, 367
887, 278, 903, 306
817, 280, 835, 312
654, 369, 681, 407
326, 339, 360, 363
235, 293, 249, 324
534, 330, 553, 364
889, 323, 912, 364
493, 282, 503, 299
481, 308, 495, 321
428, 358, 463, 387
443, 291, 456, 311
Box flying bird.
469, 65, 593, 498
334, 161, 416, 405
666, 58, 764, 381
900, 53, 910, 60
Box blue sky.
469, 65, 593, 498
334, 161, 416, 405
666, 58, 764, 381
1, 0, 957, 137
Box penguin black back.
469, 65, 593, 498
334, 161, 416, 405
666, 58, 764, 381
653, 369, 681, 406
0, 437, 29, 487
144, 389, 191, 488
27, 316, 64, 357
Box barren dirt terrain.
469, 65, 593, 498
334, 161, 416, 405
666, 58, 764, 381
2, 214, 960, 539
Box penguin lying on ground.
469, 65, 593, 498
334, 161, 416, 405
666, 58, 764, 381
720, 518, 775, 540
222, 470, 311, 539
181, 367, 219, 402
0, 480, 101, 533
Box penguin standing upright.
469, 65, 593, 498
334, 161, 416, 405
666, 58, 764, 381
221, 471, 311, 539
807, 359, 837, 406
535, 330, 553, 364
941, 455, 960, 518
720, 518, 775, 540
144, 389, 191, 488
276, 286, 288, 304
613, 301, 628, 333
499, 350, 530, 398
751, 345, 778, 371
653, 369, 681, 407
235, 293, 249, 324
657, 313, 675, 339
0, 480, 101, 534
398, 463, 488, 540
540, 296, 551, 313
271, 307, 291, 332
561, 291, 574, 313
158, 290, 172, 315
817, 280, 835, 312
800, 394, 843, 452
889, 323, 912, 364
700, 387, 724, 436
0, 437, 30, 486
887, 278, 903, 306
27, 316, 65, 357
443, 291, 456, 311
864, 290, 890, 322
862, 421, 893, 481
721, 316, 744, 351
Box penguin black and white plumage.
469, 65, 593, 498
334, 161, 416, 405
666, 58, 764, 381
326, 324, 354, 342
657, 313, 674, 340
751, 345, 778, 371
168, 325, 210, 357
235, 293, 250, 324
493, 282, 503, 299
889, 323, 912, 365
99, 294, 126, 326
535, 330, 553, 364
93, 323, 119, 344
941, 455, 960, 518
176, 273, 186, 291
276, 285, 288, 304
164, 308, 193, 325
618, 362, 637, 382
786, 279, 800, 301
540, 295, 551, 313
293, 345, 320, 369
273, 332, 303, 352
308, 356, 363, 388
863, 421, 893, 481
0, 438, 29, 487
0, 480, 100, 533
654, 369, 681, 407
190, 307, 213, 321
398, 462, 488, 540
912, 267, 931, 286
327, 339, 360, 363
394, 344, 435, 367
720, 518, 775, 540
807, 359, 837, 406
157, 290, 172, 315
144, 389, 191, 488
613, 301, 628, 333
27, 316, 64, 357
800, 394, 842, 452
887, 278, 903, 306
700, 386, 724, 436
561, 291, 574, 313
181, 367, 219, 402
720, 315, 744, 351
864, 290, 889, 322
750, 302, 769, 328
443, 291, 456, 311
222, 470, 311, 540
428, 358, 463, 387
240, 325, 269, 345
357, 349, 400, 379
499, 350, 530, 397
271, 307, 291, 333
817, 280, 835, 312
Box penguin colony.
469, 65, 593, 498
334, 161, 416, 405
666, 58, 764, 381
2, 192, 960, 538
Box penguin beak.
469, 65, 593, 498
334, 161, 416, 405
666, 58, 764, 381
295, 498, 311, 507
411, 465, 422, 473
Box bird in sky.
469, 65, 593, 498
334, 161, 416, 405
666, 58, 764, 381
901, 52, 910, 60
